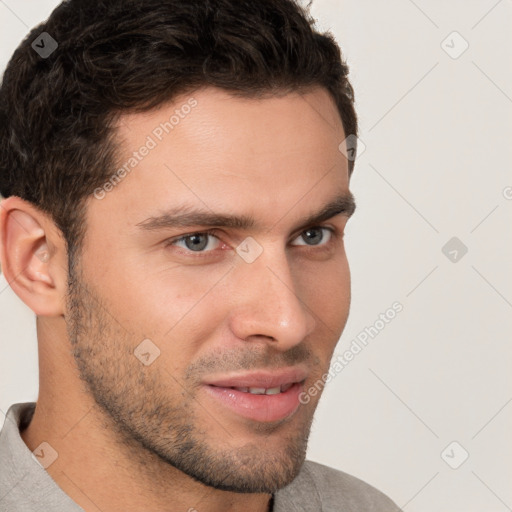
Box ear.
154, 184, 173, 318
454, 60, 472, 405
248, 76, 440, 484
0, 196, 68, 316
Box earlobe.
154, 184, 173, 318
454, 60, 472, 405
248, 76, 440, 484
0, 197, 67, 316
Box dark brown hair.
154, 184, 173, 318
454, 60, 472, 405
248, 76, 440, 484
0, 0, 357, 270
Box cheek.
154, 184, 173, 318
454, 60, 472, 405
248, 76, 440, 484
297, 254, 351, 330
81, 239, 350, 375
92, 260, 232, 365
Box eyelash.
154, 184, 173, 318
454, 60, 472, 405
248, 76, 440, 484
164, 226, 340, 257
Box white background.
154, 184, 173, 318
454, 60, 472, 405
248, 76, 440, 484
1, 1, 511, 510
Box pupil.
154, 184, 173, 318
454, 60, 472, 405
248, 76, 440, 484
304, 228, 322, 245
186, 234, 208, 251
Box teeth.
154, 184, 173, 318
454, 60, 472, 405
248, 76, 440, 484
248, 387, 266, 395
232, 385, 293, 395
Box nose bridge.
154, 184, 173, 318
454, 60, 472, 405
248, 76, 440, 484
229, 242, 316, 349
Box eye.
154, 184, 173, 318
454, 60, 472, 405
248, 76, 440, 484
291, 226, 335, 247
165, 226, 338, 256
169, 230, 221, 253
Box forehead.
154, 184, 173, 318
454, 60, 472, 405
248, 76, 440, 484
88, 87, 349, 235
115, 85, 346, 170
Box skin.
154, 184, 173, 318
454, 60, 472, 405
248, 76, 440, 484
0, 86, 354, 512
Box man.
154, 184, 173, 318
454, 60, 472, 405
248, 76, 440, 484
0, 0, 402, 510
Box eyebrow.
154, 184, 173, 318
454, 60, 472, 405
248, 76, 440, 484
136, 192, 356, 233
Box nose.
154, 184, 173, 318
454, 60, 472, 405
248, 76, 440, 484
228, 245, 317, 351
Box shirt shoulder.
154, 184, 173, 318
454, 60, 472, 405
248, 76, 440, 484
0, 402, 85, 512
274, 459, 402, 512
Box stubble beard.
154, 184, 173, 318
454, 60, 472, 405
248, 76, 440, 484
64, 263, 315, 493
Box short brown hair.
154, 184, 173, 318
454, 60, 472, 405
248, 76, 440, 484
0, 0, 357, 270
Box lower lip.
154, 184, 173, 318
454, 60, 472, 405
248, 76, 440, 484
202, 382, 304, 423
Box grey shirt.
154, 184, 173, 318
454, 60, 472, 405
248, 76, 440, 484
0, 402, 402, 511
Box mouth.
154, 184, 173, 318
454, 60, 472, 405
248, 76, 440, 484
220, 382, 295, 395
201, 367, 308, 423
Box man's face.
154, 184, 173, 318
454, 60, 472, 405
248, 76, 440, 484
66, 86, 354, 493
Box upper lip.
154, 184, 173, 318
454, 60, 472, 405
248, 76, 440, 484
203, 366, 308, 389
